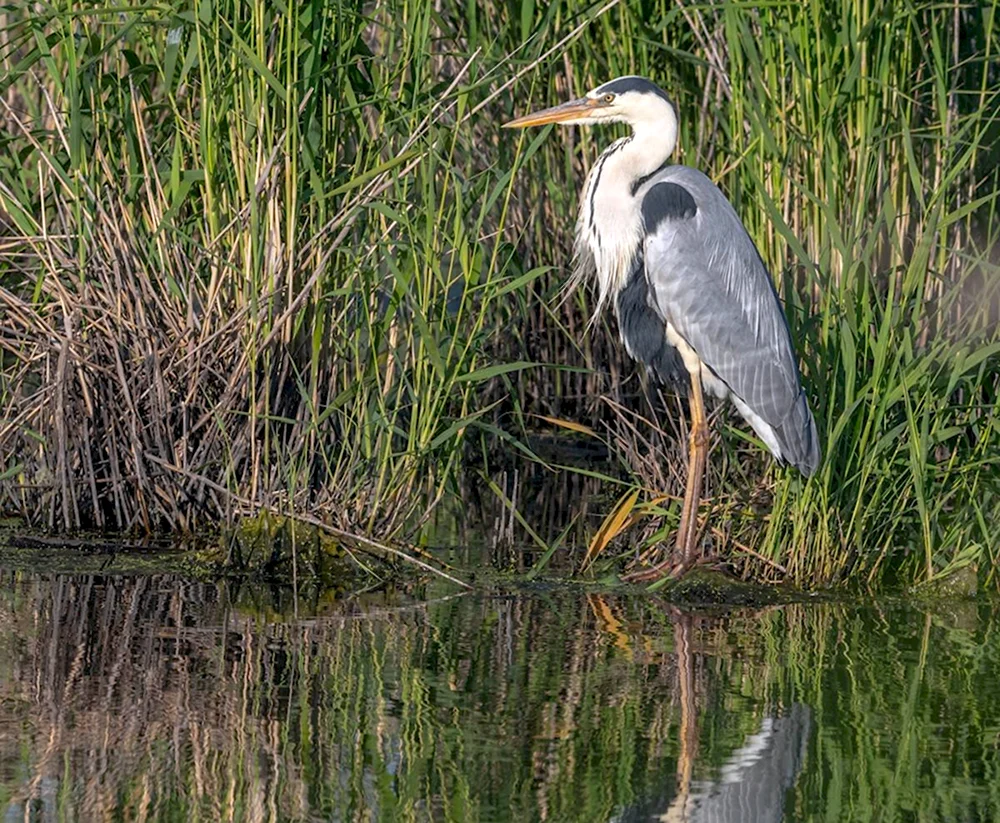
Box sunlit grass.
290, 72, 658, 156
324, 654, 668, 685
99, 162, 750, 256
0, 0, 997, 587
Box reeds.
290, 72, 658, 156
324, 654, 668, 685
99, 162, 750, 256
0, 1, 997, 586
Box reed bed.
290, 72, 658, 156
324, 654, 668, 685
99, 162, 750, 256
0, 0, 997, 587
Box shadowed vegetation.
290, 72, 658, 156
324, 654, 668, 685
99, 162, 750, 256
0, 0, 998, 587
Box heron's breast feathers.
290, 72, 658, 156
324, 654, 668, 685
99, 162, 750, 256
575, 141, 645, 321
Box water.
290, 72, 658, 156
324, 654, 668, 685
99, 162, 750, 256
0, 569, 998, 822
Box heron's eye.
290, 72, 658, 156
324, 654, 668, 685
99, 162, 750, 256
603, 93, 615, 103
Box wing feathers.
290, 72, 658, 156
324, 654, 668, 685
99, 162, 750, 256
640, 168, 820, 474
775, 389, 821, 476
641, 181, 697, 231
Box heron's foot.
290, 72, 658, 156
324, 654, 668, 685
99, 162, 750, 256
623, 514, 711, 583
622, 557, 689, 583
622, 553, 706, 583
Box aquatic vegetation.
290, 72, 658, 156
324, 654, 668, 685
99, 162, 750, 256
0, 1, 997, 587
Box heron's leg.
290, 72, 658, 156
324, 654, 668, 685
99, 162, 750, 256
669, 612, 697, 818
675, 366, 708, 565
622, 368, 709, 583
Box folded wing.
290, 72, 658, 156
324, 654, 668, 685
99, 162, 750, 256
639, 166, 820, 476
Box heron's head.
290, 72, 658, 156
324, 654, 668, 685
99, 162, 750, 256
502, 76, 675, 130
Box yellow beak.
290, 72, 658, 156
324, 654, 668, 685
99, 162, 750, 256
502, 97, 599, 128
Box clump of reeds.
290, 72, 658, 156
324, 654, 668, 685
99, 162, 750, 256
0, 1, 535, 534
0, 1, 997, 587
493, 0, 1000, 587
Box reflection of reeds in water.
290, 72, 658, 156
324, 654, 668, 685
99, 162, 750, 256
0, 576, 747, 820
1, 576, 999, 821
2, 576, 292, 819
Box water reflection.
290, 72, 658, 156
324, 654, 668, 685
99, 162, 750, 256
613, 613, 811, 823
0, 571, 997, 822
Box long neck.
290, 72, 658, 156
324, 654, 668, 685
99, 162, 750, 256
575, 113, 677, 316
616, 115, 678, 183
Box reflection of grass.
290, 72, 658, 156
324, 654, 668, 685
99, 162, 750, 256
1, 576, 999, 821
0, 1, 997, 588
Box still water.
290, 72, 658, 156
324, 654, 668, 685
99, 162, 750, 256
0, 569, 997, 822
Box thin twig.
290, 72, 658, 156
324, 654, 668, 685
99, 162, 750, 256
711, 527, 787, 575
290, 511, 473, 590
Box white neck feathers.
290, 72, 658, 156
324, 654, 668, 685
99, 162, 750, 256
572, 108, 678, 321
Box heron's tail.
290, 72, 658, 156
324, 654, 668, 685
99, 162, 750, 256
775, 389, 821, 476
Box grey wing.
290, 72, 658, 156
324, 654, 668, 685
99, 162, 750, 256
641, 167, 820, 476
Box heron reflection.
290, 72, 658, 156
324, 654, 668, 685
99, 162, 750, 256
612, 612, 811, 823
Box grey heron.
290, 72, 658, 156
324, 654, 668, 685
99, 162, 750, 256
504, 76, 820, 577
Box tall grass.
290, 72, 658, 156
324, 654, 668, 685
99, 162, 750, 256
0, 0, 536, 533
707, 0, 1000, 585
0, 0, 997, 587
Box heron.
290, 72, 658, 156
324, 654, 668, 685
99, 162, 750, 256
503, 76, 820, 577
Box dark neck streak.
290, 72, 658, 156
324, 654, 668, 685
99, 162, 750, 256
588, 137, 631, 236
630, 162, 671, 196
587, 155, 607, 236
